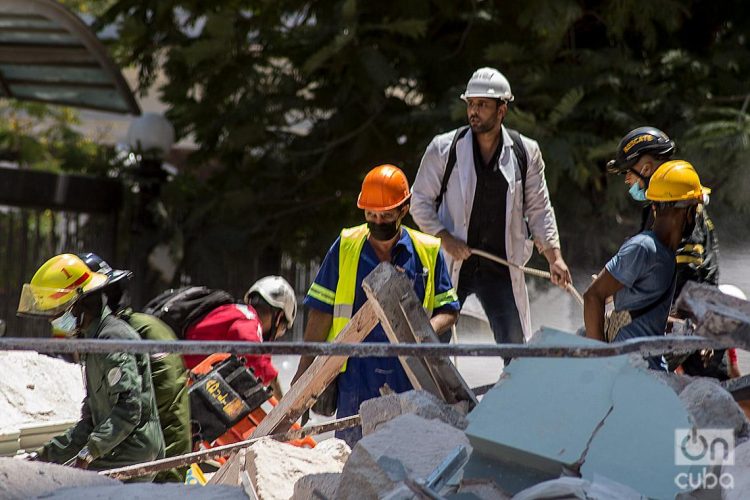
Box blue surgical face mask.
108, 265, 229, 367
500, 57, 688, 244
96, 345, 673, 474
629, 182, 647, 202
51, 310, 79, 338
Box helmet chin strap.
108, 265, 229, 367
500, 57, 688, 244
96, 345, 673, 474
629, 167, 650, 184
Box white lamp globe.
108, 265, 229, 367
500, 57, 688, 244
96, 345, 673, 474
126, 113, 175, 159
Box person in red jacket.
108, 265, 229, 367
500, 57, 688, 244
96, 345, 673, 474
183, 276, 296, 399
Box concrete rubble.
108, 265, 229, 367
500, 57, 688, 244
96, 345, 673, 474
0, 352, 84, 434
358, 389, 469, 436
247, 437, 350, 500
335, 413, 472, 499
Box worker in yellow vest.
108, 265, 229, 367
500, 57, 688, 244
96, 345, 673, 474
292, 164, 460, 446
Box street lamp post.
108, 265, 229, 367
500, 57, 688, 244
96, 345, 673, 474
126, 113, 175, 308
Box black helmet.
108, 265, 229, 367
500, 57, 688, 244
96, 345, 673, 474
607, 126, 675, 174
77, 253, 133, 286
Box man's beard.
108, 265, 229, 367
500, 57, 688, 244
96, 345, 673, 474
469, 116, 498, 134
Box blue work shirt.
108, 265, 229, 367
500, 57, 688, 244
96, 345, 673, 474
606, 231, 676, 369
304, 226, 459, 446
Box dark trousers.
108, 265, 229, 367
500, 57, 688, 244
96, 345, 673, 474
446, 259, 525, 362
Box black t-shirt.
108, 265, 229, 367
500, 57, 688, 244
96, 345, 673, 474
464, 133, 509, 277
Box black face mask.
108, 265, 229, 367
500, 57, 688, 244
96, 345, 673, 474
368, 220, 400, 241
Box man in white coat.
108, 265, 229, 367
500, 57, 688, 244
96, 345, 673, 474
411, 67, 571, 355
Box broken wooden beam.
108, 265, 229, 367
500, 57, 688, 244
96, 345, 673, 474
675, 281, 750, 350
722, 374, 750, 402
251, 300, 379, 438
362, 263, 478, 408
361, 263, 445, 398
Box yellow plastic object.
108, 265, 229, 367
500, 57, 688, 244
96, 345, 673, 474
185, 463, 207, 486
17, 254, 108, 317
645, 160, 711, 203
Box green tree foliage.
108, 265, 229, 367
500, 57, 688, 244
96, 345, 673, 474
0, 100, 114, 174
97, 0, 750, 270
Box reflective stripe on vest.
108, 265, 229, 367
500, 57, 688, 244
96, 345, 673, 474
326, 224, 442, 371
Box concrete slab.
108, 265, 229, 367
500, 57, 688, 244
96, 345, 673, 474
0, 457, 118, 499
463, 328, 702, 497
465, 330, 629, 479
38, 483, 249, 499
582, 364, 696, 499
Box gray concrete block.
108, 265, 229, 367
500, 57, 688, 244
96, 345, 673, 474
680, 378, 750, 439
335, 414, 472, 499
359, 389, 468, 436
0, 457, 118, 499
37, 484, 249, 499
648, 371, 694, 394
581, 365, 695, 499
465, 329, 630, 479
721, 439, 750, 500
292, 473, 341, 500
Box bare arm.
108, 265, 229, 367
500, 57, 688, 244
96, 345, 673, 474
291, 308, 333, 385
430, 310, 459, 336
583, 270, 624, 341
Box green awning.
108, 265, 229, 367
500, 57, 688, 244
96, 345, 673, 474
0, 0, 140, 114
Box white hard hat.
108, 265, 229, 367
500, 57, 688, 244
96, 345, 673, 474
719, 284, 747, 301
245, 276, 297, 327
460, 67, 514, 102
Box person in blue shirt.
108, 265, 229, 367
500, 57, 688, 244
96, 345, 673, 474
292, 164, 460, 446
584, 160, 711, 370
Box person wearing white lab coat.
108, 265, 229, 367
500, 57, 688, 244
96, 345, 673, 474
411, 67, 570, 353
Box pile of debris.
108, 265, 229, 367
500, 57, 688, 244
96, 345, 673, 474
213, 335, 749, 498
0, 351, 84, 458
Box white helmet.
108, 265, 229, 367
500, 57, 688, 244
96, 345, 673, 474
244, 276, 297, 327
719, 284, 747, 301
460, 67, 514, 103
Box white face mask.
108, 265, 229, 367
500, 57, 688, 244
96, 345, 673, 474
51, 310, 79, 338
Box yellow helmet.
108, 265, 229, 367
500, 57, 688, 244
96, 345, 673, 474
17, 253, 109, 317
645, 160, 711, 204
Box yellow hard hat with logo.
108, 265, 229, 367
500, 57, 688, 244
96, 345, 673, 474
17, 253, 109, 317
645, 160, 711, 204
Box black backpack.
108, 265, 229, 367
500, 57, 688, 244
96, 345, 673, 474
435, 126, 528, 210
143, 286, 235, 339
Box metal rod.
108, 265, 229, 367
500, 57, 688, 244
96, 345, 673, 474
470, 248, 585, 306
0, 336, 739, 358
100, 415, 362, 480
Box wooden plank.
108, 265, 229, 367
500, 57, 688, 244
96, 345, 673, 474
251, 300, 379, 437
361, 264, 445, 398
362, 263, 478, 408
675, 282, 750, 350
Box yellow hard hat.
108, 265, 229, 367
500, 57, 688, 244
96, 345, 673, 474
645, 160, 711, 204
17, 253, 109, 317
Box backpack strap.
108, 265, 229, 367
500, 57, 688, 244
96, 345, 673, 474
506, 128, 528, 204
435, 126, 470, 210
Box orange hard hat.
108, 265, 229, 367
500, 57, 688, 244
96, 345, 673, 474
357, 164, 411, 211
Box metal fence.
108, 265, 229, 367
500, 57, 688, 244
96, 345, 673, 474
0, 207, 118, 337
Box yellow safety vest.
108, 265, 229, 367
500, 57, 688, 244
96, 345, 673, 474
307, 224, 455, 371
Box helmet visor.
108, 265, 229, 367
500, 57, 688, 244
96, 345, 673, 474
17, 283, 79, 317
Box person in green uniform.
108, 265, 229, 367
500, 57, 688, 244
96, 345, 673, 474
78, 253, 191, 483
17, 253, 164, 481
